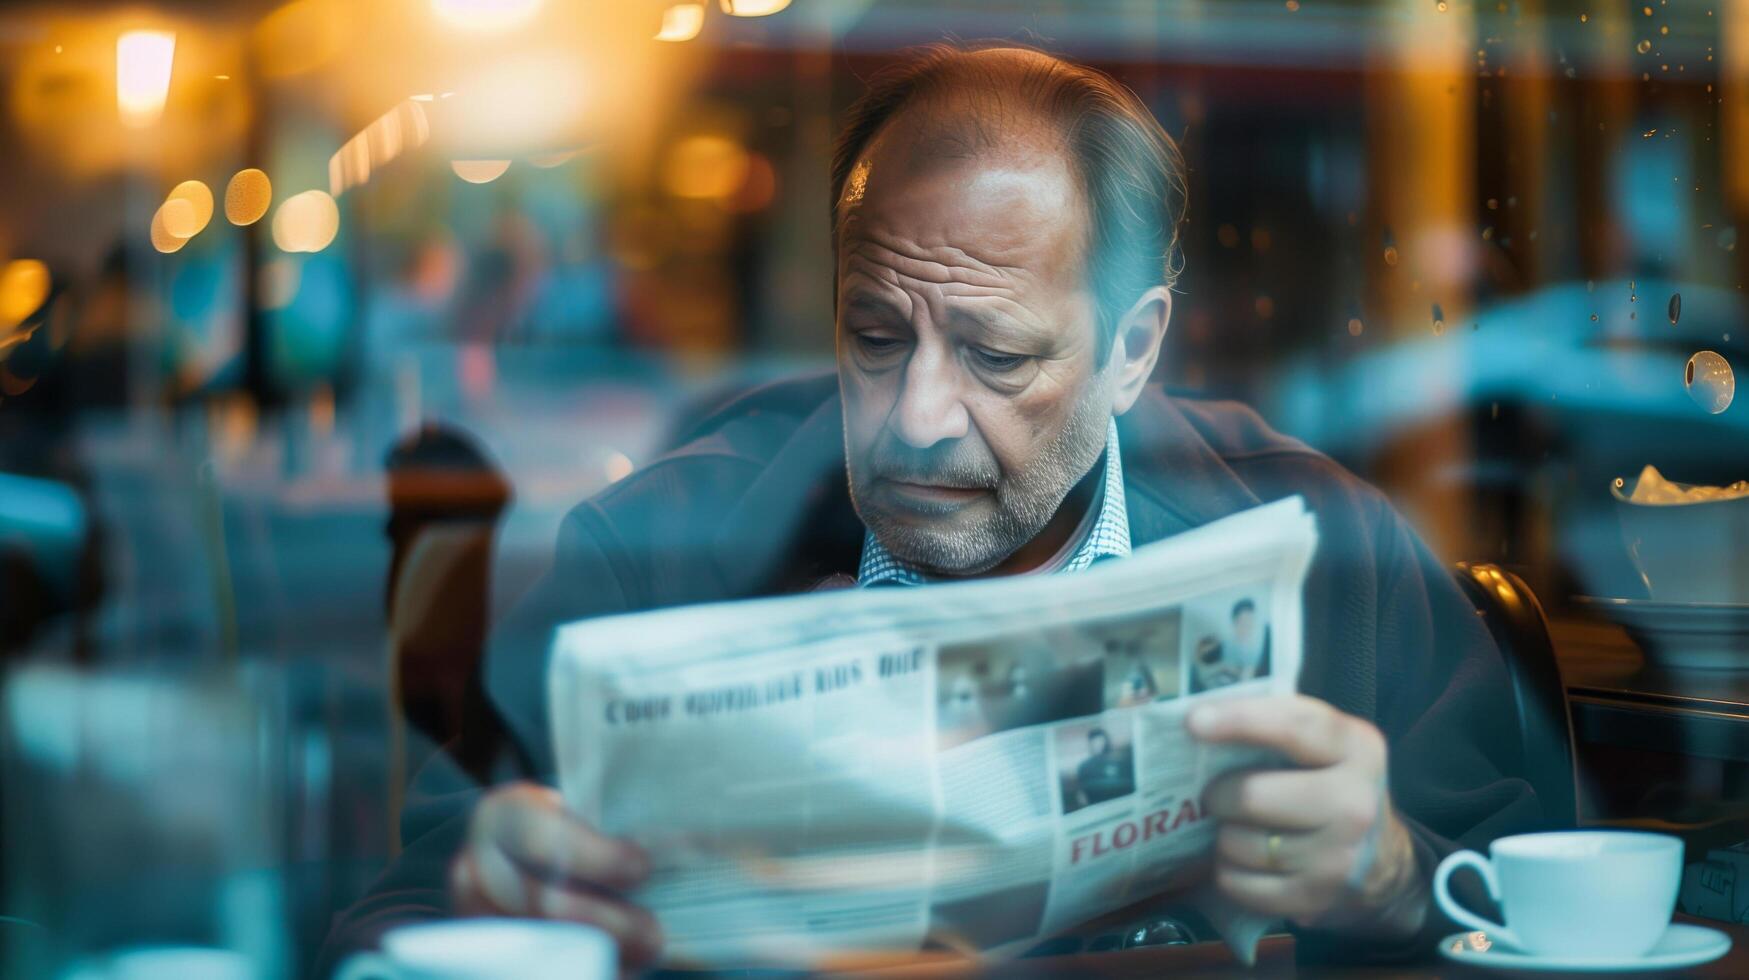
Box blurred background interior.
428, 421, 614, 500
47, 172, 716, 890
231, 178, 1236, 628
3, 0, 1748, 975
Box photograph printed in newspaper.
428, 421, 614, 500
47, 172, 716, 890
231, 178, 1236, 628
549, 496, 1318, 968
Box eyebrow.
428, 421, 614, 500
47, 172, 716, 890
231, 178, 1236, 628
842, 292, 906, 323
946, 305, 1045, 348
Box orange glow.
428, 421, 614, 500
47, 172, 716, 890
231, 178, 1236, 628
728, 153, 778, 212
226, 168, 273, 225
116, 30, 175, 128
271, 190, 340, 253
159, 198, 198, 239
150, 207, 189, 254
720, 0, 791, 15
656, 4, 706, 41
664, 134, 750, 200
432, 0, 543, 33
253, 0, 353, 79
451, 159, 511, 183
164, 180, 214, 238
0, 260, 51, 332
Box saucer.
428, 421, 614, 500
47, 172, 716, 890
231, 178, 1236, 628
1437, 923, 1731, 972
1573, 596, 1749, 670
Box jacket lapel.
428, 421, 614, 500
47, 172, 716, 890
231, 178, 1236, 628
708, 390, 862, 596
1118, 388, 1263, 545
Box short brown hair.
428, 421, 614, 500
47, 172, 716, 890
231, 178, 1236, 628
830, 43, 1188, 359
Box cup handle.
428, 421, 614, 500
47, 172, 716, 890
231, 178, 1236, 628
1433, 849, 1524, 952
333, 952, 398, 980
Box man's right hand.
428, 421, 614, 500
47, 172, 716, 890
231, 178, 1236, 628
450, 782, 664, 969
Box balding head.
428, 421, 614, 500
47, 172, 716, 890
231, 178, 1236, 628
832, 44, 1187, 359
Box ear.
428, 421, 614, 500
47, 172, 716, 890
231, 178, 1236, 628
1107, 285, 1172, 416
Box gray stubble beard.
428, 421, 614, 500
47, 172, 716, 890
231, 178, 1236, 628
847, 379, 1114, 576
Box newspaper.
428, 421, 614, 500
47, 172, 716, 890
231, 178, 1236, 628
550, 496, 1318, 967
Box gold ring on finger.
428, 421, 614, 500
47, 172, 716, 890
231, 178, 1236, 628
1265, 832, 1285, 872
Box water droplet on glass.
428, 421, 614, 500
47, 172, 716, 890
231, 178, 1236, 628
1638, 39, 1653, 53
1383, 246, 1399, 266
1437, 0, 1448, 10
1432, 303, 1445, 330
1347, 317, 1364, 336
1587, 280, 1596, 292
1719, 227, 1738, 252
1581, 13, 1589, 23
1669, 293, 1682, 324
1590, 313, 1599, 321
1686, 350, 1735, 413
1643, 129, 1659, 138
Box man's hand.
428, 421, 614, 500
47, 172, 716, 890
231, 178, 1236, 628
450, 783, 664, 968
1188, 694, 1428, 939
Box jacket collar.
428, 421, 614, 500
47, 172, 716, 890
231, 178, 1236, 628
707, 380, 1265, 595
1116, 386, 1263, 545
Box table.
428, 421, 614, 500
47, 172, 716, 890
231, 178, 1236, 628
848, 918, 1749, 977
1552, 618, 1749, 763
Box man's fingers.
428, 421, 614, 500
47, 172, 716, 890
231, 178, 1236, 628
476, 785, 650, 892
1203, 768, 1377, 832
1215, 865, 1332, 924
1186, 694, 1357, 767
450, 849, 665, 966
1215, 823, 1311, 874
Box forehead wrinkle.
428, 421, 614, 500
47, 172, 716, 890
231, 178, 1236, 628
844, 236, 1020, 290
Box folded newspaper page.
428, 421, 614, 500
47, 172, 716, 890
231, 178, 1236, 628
550, 496, 1318, 967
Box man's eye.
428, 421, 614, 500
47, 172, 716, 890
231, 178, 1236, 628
856, 334, 903, 356
970, 348, 1028, 372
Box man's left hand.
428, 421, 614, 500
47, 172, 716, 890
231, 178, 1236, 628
1188, 694, 1428, 939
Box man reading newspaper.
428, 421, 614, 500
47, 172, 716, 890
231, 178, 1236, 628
325, 44, 1544, 972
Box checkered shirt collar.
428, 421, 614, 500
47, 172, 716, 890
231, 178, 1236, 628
856, 417, 1131, 587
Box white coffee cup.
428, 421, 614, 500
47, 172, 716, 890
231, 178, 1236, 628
1433, 830, 1682, 958
61, 946, 256, 980
333, 919, 615, 980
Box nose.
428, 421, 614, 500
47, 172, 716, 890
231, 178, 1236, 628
892, 339, 970, 448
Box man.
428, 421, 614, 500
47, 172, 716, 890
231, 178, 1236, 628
1230, 596, 1271, 680
1073, 727, 1133, 808
325, 44, 1543, 972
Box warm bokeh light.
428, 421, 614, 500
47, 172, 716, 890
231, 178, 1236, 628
330, 100, 431, 196
149, 208, 189, 254
527, 148, 582, 168
271, 190, 341, 253
0, 260, 51, 332
432, 0, 544, 33
451, 160, 512, 184
442, 54, 593, 154
720, 0, 791, 15
226, 168, 273, 225
164, 180, 214, 238
663, 134, 750, 200
158, 198, 198, 239
656, 3, 706, 41
116, 30, 176, 128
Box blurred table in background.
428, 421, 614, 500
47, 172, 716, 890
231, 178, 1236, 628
1553, 618, 1749, 764
1552, 617, 1749, 835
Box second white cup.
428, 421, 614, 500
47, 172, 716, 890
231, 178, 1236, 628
1433, 830, 1682, 959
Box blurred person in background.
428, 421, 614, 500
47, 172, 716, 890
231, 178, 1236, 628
326, 44, 1543, 971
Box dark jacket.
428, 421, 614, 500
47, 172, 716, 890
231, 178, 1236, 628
323, 373, 1544, 969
